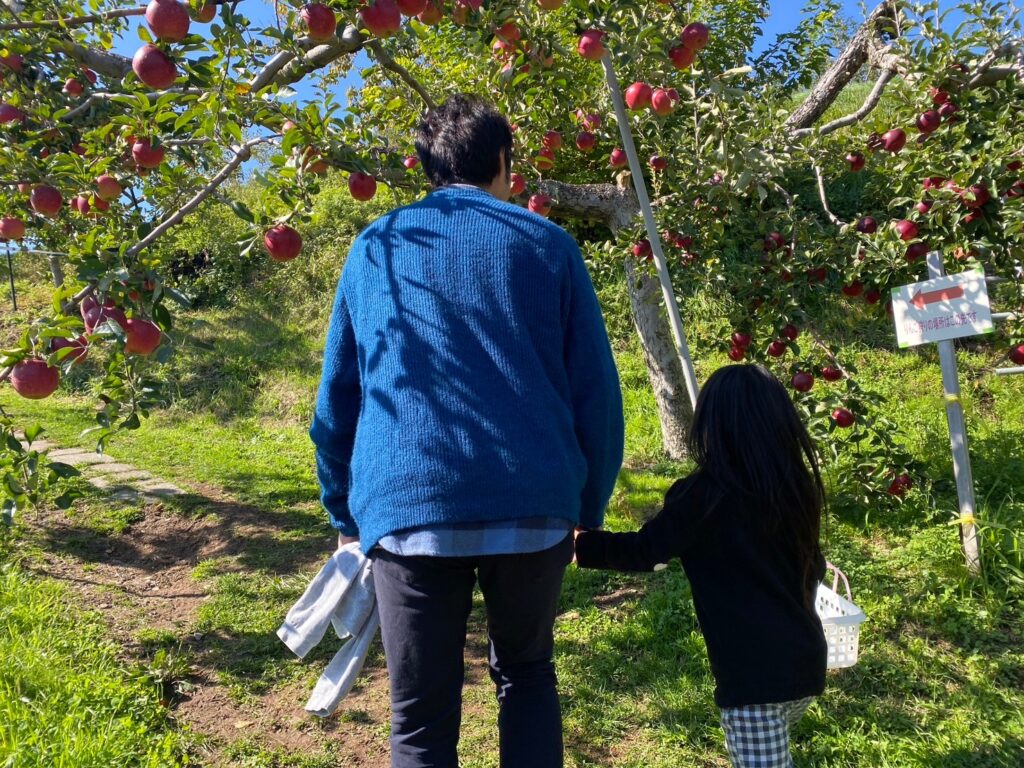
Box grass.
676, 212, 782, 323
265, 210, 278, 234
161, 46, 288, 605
2, 232, 1024, 766
0, 563, 191, 767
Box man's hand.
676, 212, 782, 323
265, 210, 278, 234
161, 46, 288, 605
338, 533, 360, 549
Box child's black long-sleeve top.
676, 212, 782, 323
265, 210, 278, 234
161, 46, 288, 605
575, 471, 827, 708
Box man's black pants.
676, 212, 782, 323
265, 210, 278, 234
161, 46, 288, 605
370, 533, 573, 768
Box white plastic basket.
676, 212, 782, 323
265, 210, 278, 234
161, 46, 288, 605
815, 562, 866, 669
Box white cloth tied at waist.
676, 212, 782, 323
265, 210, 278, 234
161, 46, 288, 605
276, 541, 379, 717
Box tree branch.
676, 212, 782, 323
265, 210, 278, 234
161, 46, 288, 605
812, 163, 845, 227
791, 68, 895, 139
61, 88, 205, 121
366, 40, 436, 111
0, 6, 144, 31
125, 137, 269, 258
784, 1, 898, 131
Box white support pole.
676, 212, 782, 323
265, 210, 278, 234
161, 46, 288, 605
926, 251, 982, 576
995, 366, 1024, 376
600, 52, 700, 409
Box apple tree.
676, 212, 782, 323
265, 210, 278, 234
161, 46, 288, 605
1, 0, 1022, 519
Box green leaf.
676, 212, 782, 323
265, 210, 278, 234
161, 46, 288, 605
48, 462, 81, 479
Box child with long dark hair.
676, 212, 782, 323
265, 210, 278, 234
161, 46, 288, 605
575, 364, 827, 768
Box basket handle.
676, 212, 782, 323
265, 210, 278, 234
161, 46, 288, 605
824, 561, 853, 601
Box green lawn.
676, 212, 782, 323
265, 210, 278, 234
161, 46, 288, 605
2, 282, 1023, 766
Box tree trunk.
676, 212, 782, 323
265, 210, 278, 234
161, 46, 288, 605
624, 255, 692, 461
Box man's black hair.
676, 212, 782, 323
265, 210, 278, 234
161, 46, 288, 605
415, 95, 513, 188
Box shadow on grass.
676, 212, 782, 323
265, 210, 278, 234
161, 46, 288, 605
35, 488, 334, 578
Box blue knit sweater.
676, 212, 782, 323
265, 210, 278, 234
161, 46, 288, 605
310, 185, 624, 554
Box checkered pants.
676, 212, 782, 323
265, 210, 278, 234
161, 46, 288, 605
719, 697, 814, 767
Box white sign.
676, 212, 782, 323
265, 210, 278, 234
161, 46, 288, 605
891, 270, 993, 348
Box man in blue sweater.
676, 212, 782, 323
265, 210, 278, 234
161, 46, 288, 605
310, 94, 624, 768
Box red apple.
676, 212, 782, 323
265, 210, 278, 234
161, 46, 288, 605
534, 148, 555, 171
893, 219, 918, 241
11, 359, 60, 400
0, 217, 25, 240
864, 288, 881, 304
727, 345, 745, 361
0, 103, 26, 125
842, 281, 863, 297
845, 152, 865, 172
361, 0, 402, 37
95, 174, 122, 201
632, 239, 652, 260
577, 111, 602, 130
132, 44, 178, 89
881, 128, 906, 153
767, 340, 787, 357
764, 231, 785, 251
962, 211, 983, 226
668, 43, 696, 70
30, 185, 62, 216
0, 54, 23, 73
82, 300, 127, 333
791, 372, 814, 392
195, 3, 217, 22
609, 148, 627, 168
396, 0, 427, 15
930, 87, 949, 105
542, 130, 562, 150
821, 365, 844, 381
887, 473, 912, 496
1006, 180, 1024, 199
71, 195, 91, 215
573, 131, 595, 153
348, 171, 377, 201
63, 78, 84, 96
680, 22, 709, 50
1009, 345, 1024, 365
649, 155, 667, 171
577, 30, 604, 61
832, 408, 855, 428
624, 82, 653, 110
916, 110, 941, 134
1006, 159, 1022, 172
495, 21, 520, 43
905, 242, 929, 261
301, 3, 337, 40
509, 173, 525, 196
146, 0, 191, 41
51, 335, 88, 364
264, 224, 302, 261
417, 1, 442, 24
961, 184, 990, 209
666, 232, 693, 249
923, 176, 945, 190
124, 318, 162, 355
528, 193, 552, 217
132, 138, 165, 168
403, 155, 418, 169
807, 266, 828, 283
651, 88, 678, 116
731, 331, 751, 348
916, 199, 933, 215
939, 102, 957, 119
855, 216, 878, 234
782, 324, 799, 341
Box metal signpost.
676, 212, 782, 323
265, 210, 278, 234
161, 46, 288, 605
891, 255, 994, 574
600, 51, 700, 410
